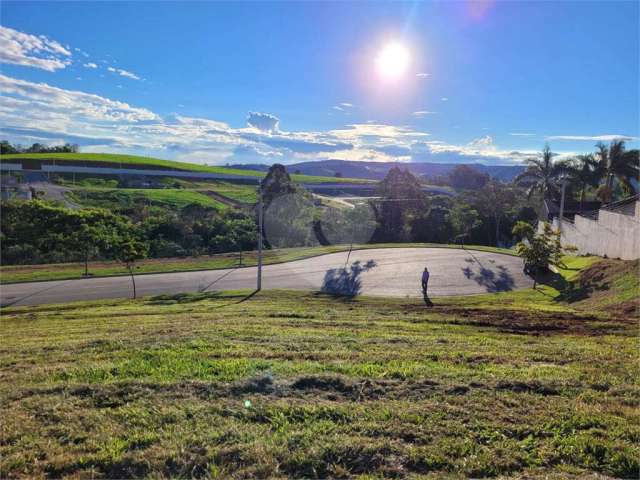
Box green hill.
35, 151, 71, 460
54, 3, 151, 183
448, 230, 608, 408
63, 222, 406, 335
0, 153, 372, 184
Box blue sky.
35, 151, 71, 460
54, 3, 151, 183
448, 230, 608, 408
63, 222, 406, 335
1, 0, 638, 165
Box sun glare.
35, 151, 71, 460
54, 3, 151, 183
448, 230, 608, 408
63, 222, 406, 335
376, 42, 411, 81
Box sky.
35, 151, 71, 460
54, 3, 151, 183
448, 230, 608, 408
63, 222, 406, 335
1, 0, 638, 166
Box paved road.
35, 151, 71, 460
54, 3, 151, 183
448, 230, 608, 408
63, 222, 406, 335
0, 248, 532, 307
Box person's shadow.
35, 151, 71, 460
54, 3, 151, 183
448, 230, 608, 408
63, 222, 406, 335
422, 288, 434, 307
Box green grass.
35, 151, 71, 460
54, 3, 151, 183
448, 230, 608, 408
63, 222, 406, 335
0, 289, 637, 478
0, 243, 516, 284
1, 152, 373, 184
68, 187, 227, 210
198, 181, 258, 203
438, 255, 635, 313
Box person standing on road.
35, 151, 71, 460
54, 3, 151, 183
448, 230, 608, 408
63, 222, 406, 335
421, 267, 430, 295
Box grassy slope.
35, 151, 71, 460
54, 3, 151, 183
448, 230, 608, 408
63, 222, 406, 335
68, 187, 227, 210
198, 182, 258, 203
0, 153, 372, 184
1, 284, 637, 478
0, 243, 516, 284
53, 176, 259, 205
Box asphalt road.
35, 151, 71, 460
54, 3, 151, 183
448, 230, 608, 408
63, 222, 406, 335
0, 248, 533, 307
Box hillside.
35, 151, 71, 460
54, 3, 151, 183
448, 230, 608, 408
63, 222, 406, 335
230, 159, 526, 181
1, 286, 636, 478
0, 153, 373, 185
563, 258, 639, 316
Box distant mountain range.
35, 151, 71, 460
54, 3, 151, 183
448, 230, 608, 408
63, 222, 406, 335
229, 160, 526, 182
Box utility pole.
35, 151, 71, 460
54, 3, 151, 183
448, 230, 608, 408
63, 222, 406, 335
257, 182, 263, 291
558, 180, 567, 233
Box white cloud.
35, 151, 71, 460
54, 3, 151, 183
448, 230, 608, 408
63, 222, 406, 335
0, 26, 71, 71
0, 73, 578, 166
333, 102, 354, 112
441, 97, 448, 101
416, 73, 431, 78
83, 62, 98, 69
546, 134, 637, 142
468, 135, 494, 150
107, 66, 141, 80
510, 132, 536, 136
412, 111, 436, 118
247, 111, 279, 133
0, 74, 159, 123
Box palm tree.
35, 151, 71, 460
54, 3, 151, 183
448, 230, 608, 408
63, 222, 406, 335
515, 144, 566, 200
564, 154, 600, 212
595, 140, 640, 202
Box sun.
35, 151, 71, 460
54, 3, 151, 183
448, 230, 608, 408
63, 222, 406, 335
376, 42, 411, 81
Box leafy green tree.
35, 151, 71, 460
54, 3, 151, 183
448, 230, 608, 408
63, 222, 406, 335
515, 144, 566, 200
260, 164, 297, 207
67, 209, 131, 276
472, 180, 517, 247
564, 154, 600, 211
0, 140, 18, 154
512, 221, 575, 288
594, 140, 639, 202
448, 202, 481, 245
448, 165, 489, 190
374, 168, 427, 242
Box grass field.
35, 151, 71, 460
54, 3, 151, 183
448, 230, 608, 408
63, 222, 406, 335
1, 270, 638, 478
0, 153, 372, 184
68, 187, 227, 210
197, 182, 258, 203
0, 243, 516, 284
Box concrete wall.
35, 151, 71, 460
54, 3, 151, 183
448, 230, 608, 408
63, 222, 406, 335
549, 201, 640, 260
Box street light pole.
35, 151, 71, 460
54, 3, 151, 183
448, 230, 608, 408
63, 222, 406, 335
257, 182, 263, 291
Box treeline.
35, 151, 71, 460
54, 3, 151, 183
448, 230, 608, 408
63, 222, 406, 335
369, 167, 536, 246
1, 140, 79, 155
514, 141, 638, 204
1, 200, 257, 266
1, 140, 637, 268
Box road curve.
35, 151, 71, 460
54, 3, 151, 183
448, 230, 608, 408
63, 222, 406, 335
0, 248, 533, 307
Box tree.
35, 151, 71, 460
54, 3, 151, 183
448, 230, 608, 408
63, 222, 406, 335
66, 209, 131, 276
472, 180, 517, 247
260, 164, 297, 207
515, 144, 566, 200
594, 140, 639, 202
0, 140, 78, 154
564, 154, 600, 211
374, 168, 427, 242
116, 237, 148, 299
448, 165, 489, 190
0, 140, 18, 154
512, 221, 575, 288
448, 202, 481, 246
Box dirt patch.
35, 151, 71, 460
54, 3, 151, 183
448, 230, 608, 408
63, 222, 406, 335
495, 380, 559, 396
402, 305, 633, 336
10, 375, 583, 407
580, 258, 638, 285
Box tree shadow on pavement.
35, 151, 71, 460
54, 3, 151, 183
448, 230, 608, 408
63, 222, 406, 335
461, 264, 515, 293
321, 260, 377, 298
